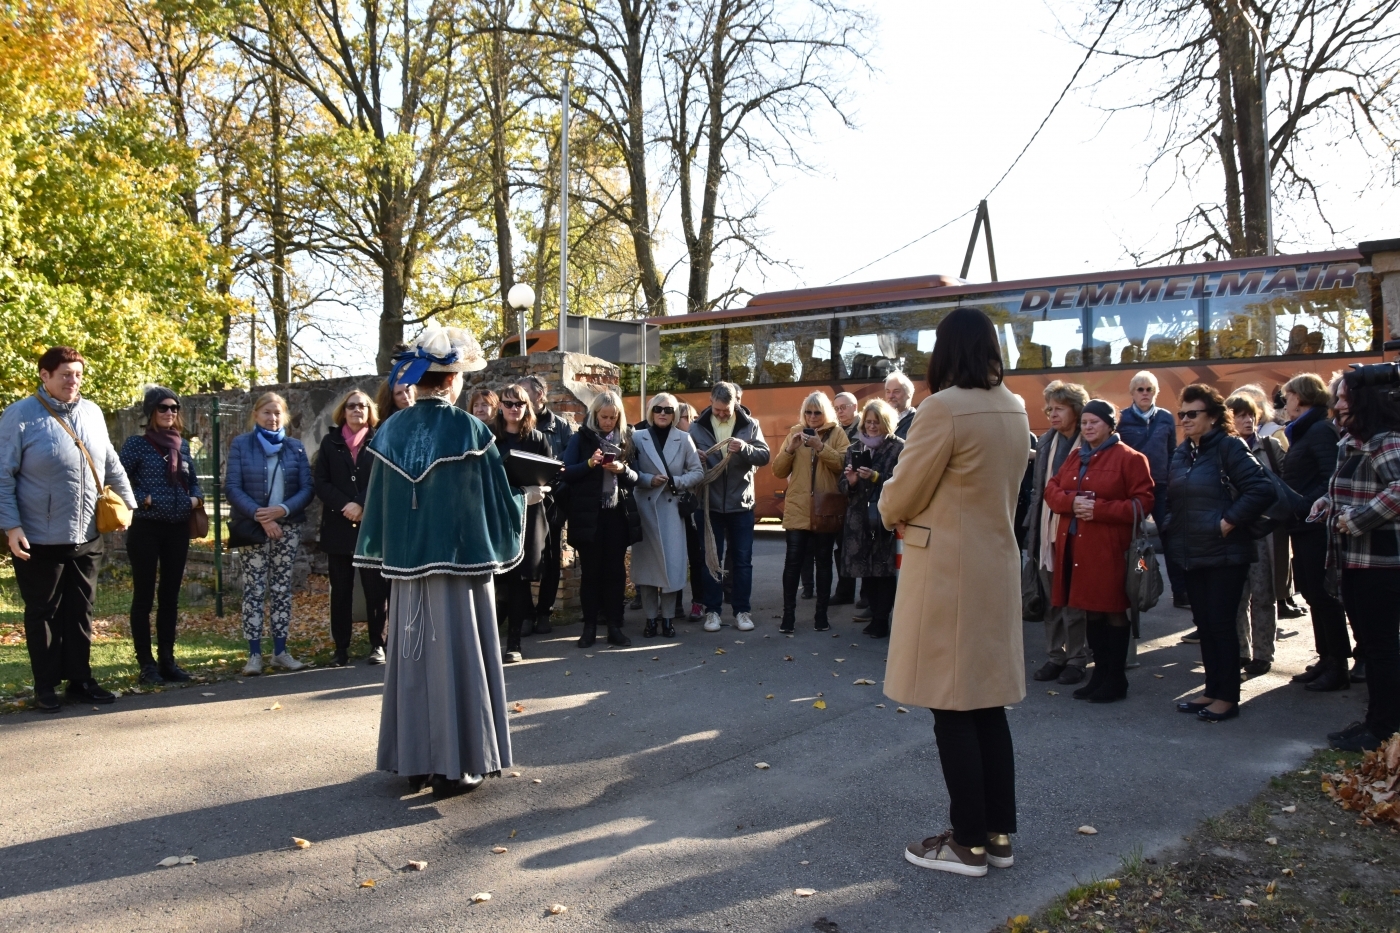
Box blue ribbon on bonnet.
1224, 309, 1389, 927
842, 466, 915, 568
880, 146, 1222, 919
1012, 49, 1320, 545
388, 345, 460, 388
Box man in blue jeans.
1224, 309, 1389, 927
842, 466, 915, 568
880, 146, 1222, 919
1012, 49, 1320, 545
688, 382, 770, 633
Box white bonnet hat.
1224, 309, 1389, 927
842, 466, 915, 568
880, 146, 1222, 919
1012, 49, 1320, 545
390, 325, 487, 385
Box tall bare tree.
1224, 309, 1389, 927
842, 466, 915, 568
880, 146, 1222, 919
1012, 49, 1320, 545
1083, 0, 1400, 261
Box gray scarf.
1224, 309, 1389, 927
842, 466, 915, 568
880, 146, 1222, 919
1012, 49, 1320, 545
600, 430, 621, 509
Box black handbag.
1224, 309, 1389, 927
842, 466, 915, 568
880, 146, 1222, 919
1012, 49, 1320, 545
226, 458, 281, 548
1223, 442, 1307, 539
1124, 499, 1164, 614
1021, 553, 1047, 621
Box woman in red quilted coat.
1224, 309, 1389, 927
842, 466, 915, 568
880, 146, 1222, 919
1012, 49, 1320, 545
1044, 399, 1155, 703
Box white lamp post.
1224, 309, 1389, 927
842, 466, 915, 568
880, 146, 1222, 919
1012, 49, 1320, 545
507, 283, 535, 357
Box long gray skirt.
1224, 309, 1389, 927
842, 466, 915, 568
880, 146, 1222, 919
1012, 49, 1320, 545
377, 574, 513, 779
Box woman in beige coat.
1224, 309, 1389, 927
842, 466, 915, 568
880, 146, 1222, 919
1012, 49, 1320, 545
772, 391, 850, 633
879, 307, 1031, 878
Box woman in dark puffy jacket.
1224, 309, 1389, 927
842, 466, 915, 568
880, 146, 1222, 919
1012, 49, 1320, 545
313, 389, 386, 667
838, 399, 905, 639
1280, 373, 1351, 691
1165, 384, 1275, 722
120, 387, 204, 685
561, 390, 640, 649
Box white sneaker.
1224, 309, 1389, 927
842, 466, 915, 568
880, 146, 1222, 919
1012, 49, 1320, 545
270, 651, 305, 671
734, 612, 755, 631
367, 646, 386, 665
702, 612, 722, 632
242, 654, 263, 676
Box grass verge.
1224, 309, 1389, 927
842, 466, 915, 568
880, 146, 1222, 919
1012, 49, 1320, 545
1001, 748, 1400, 933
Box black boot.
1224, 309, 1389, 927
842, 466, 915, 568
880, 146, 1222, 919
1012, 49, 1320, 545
643, 618, 658, 638
533, 612, 553, 635
779, 609, 796, 634
606, 624, 632, 647
520, 616, 535, 638
577, 622, 598, 648
503, 638, 523, 663
1074, 621, 1107, 699
1305, 657, 1350, 692
1089, 625, 1130, 702
661, 618, 676, 638
158, 659, 192, 682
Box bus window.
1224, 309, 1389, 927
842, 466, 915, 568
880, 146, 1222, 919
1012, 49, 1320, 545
972, 297, 1084, 370
656, 328, 722, 393
833, 307, 947, 380
1090, 301, 1199, 366
748, 317, 834, 383
1207, 274, 1371, 358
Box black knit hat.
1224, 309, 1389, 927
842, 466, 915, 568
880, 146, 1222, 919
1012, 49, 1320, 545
1082, 399, 1117, 431
142, 385, 179, 420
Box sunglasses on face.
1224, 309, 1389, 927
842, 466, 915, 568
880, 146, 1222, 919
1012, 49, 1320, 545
501, 400, 525, 409
1177, 409, 1207, 420
156, 403, 180, 413
804, 410, 823, 416
651, 406, 674, 415
344, 402, 367, 411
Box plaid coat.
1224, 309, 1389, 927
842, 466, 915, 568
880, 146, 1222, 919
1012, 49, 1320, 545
1327, 430, 1400, 569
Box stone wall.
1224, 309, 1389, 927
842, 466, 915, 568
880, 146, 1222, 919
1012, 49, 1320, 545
104, 351, 620, 615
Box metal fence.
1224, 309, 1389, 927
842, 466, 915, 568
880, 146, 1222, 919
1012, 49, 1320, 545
183, 396, 247, 617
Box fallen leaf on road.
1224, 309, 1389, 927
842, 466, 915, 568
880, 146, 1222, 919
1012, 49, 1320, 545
1281, 805, 1297, 813
512, 703, 525, 713
492, 846, 508, 853
201, 692, 216, 697
509, 830, 517, 838
755, 762, 770, 769
1265, 837, 1278, 845
1239, 898, 1257, 907
896, 707, 908, 713
1078, 826, 1098, 835
585, 654, 593, 658
471, 892, 492, 903
831, 672, 839, 677
794, 888, 816, 897
783, 655, 793, 661
292, 837, 312, 849
1047, 690, 1059, 696
157, 856, 181, 867
1265, 881, 1277, 895
269, 702, 282, 711
548, 904, 568, 915
180, 855, 196, 865
406, 860, 428, 870
715, 648, 726, 655
359, 880, 375, 889
652, 656, 659, 661
1153, 674, 1164, 679
876, 703, 886, 708
765, 694, 775, 699
531, 778, 542, 784
1282, 868, 1294, 876
853, 678, 876, 685
835, 658, 845, 662
564, 671, 570, 676
800, 860, 809, 865
509, 771, 521, 777
734, 640, 744, 644
812, 700, 826, 709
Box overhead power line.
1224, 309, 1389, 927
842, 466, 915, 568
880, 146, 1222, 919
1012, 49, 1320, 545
824, 0, 1126, 287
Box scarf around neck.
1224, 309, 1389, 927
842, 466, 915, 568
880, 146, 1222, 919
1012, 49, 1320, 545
145, 425, 184, 482
859, 432, 887, 450
1068, 434, 1119, 536
600, 429, 621, 508
255, 425, 286, 456
342, 422, 369, 461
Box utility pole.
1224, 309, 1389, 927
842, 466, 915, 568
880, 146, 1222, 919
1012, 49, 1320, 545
558, 69, 570, 349
959, 200, 999, 281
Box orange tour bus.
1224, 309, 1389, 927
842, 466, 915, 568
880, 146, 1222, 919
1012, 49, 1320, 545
505, 244, 1383, 520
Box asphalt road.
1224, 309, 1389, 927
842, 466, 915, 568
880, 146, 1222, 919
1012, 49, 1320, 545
0, 529, 1365, 933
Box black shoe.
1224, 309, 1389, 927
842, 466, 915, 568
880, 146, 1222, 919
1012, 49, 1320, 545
406, 774, 430, 793
503, 641, 523, 663
1072, 669, 1104, 699
332, 651, 349, 667
1350, 660, 1367, 683
779, 612, 795, 634
1304, 660, 1350, 692
1277, 601, 1305, 619
815, 616, 831, 632
66, 680, 115, 704
33, 691, 61, 713
577, 623, 598, 648
1176, 699, 1211, 713
643, 618, 658, 638
1179, 630, 1201, 644
828, 596, 854, 606
533, 614, 553, 635
1033, 661, 1066, 682
1329, 728, 1382, 752
160, 661, 193, 682
800, 588, 814, 600
1292, 663, 1323, 684
431, 774, 484, 799
1197, 704, 1239, 723
1173, 594, 1191, 610
139, 662, 166, 685
1057, 666, 1086, 685
1088, 683, 1128, 703
1242, 659, 1272, 677
520, 617, 535, 638
606, 626, 632, 647
854, 597, 869, 610
1327, 720, 1367, 742
661, 618, 676, 638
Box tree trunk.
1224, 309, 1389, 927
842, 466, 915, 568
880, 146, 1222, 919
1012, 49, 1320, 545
268, 68, 291, 384
1222, 5, 1267, 255
1213, 50, 1245, 255
623, 0, 665, 315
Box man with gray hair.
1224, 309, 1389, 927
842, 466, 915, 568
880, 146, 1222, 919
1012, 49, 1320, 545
884, 371, 917, 439
833, 392, 860, 443
519, 374, 574, 634
688, 381, 769, 632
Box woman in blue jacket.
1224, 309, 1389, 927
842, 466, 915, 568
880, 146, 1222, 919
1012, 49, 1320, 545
119, 387, 204, 685
226, 392, 313, 675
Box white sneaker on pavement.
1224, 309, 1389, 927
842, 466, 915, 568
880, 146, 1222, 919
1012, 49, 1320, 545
242, 654, 263, 676
734, 612, 755, 631
702, 612, 722, 632
270, 651, 306, 671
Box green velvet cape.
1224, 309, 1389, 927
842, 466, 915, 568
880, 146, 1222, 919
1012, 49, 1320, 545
353, 396, 524, 578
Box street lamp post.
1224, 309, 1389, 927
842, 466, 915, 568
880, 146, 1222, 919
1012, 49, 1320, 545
507, 283, 535, 357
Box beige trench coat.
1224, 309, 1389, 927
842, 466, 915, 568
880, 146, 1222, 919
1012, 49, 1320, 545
879, 385, 1031, 711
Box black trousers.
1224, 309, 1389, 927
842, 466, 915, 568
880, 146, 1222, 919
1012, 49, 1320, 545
14, 537, 103, 692
326, 554, 388, 654
1186, 563, 1250, 704
579, 509, 629, 627
126, 519, 190, 666
497, 569, 535, 647
783, 530, 834, 618
684, 511, 704, 609
863, 575, 896, 633
535, 511, 564, 618
931, 706, 1017, 849
1341, 568, 1400, 739
1291, 526, 1352, 660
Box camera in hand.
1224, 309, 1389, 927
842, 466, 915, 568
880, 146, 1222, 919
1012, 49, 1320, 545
802, 427, 817, 437
1349, 360, 1400, 403
851, 448, 873, 472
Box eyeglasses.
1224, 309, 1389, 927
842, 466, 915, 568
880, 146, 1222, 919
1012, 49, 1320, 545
344, 402, 367, 411
651, 406, 674, 415
501, 400, 525, 409
803, 410, 823, 416
156, 403, 180, 413
1177, 409, 1207, 420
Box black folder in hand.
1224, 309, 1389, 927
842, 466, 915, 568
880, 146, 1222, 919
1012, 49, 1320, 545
505, 449, 564, 488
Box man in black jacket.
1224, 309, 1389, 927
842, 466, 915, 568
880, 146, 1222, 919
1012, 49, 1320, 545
521, 375, 575, 634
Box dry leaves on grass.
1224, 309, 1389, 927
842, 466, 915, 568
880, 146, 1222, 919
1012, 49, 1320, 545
1322, 734, 1400, 827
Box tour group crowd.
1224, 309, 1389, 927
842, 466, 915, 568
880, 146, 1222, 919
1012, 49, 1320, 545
2, 304, 1398, 878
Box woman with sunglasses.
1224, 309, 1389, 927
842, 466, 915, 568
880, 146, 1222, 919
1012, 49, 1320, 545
1164, 384, 1275, 722
772, 392, 850, 633
119, 387, 204, 685
631, 393, 704, 638
489, 384, 555, 661
314, 389, 388, 667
